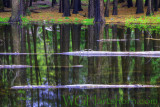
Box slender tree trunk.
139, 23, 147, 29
146, 0, 154, 16
30, 0, 32, 6
154, 0, 159, 11
136, 0, 144, 14
94, 0, 105, 23
145, 0, 148, 6
88, 0, 94, 18
78, 0, 83, 11
113, 0, 118, 15
70, 0, 74, 9
104, 0, 110, 17
52, 0, 57, 7
59, 0, 64, 13
0, 0, 4, 12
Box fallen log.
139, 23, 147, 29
0, 65, 83, 69
59, 51, 160, 57
0, 65, 32, 69
97, 39, 139, 42
11, 84, 160, 89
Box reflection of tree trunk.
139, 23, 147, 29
60, 24, 70, 85
32, 25, 40, 85
42, 26, 50, 85
126, 28, 131, 51
134, 28, 142, 83
112, 25, 119, 83
105, 25, 110, 51
11, 24, 21, 85
11, 23, 26, 106
144, 31, 152, 84
144, 30, 152, 102
118, 27, 125, 51
27, 26, 33, 107
52, 25, 60, 107
87, 25, 95, 83
94, 23, 105, 84
60, 24, 70, 107
71, 25, 81, 84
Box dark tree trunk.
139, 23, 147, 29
73, 0, 78, 14
78, 0, 83, 11
145, 0, 148, 6
127, 0, 133, 8
3, 0, 10, 8
94, 0, 105, 23
136, 0, 144, 14
52, 0, 57, 7
88, 0, 94, 18
63, 0, 71, 16
0, 0, 4, 12
113, 0, 118, 15
135, 0, 138, 7
154, 0, 158, 11
59, 0, 64, 13
104, 0, 110, 17
70, 0, 74, 9
30, 0, 32, 6
146, 0, 154, 16
118, 0, 125, 3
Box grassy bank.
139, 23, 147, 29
1, 1, 160, 25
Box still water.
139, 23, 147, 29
0, 23, 160, 106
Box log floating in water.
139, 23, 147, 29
97, 39, 139, 42
0, 65, 83, 69
0, 65, 32, 69
60, 51, 160, 57
11, 84, 160, 89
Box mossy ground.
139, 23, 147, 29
0, 1, 160, 24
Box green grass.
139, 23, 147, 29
126, 15, 160, 24
0, 17, 9, 22
82, 18, 94, 25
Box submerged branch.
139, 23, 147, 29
11, 84, 160, 89
60, 51, 160, 57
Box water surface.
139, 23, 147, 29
0, 23, 160, 106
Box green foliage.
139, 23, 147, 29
21, 17, 30, 23
65, 17, 70, 19
0, 17, 9, 22
82, 18, 94, 25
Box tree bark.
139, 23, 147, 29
154, 0, 159, 11
136, 0, 144, 14
104, 0, 110, 17
113, 0, 118, 15
94, 0, 105, 23
145, 0, 148, 6
72, 0, 78, 14
63, 0, 71, 16
59, 0, 64, 13
127, 0, 133, 8
0, 0, 4, 12
88, 0, 94, 18
9, 0, 21, 22
146, 0, 154, 16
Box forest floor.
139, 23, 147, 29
1, 1, 160, 24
